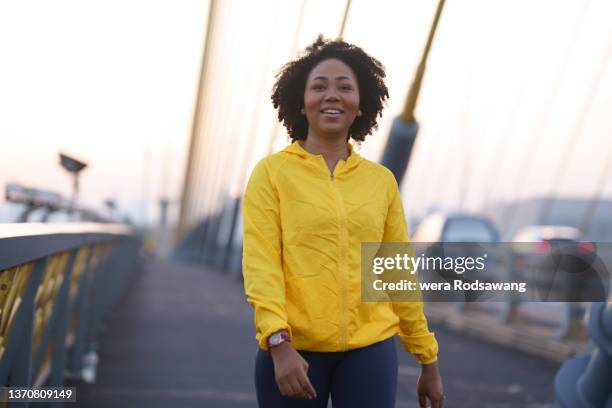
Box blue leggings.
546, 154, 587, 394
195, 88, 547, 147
255, 336, 398, 408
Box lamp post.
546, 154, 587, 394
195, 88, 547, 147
59, 153, 88, 217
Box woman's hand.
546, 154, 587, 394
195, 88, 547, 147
269, 342, 317, 400
417, 361, 444, 407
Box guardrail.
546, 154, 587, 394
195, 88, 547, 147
0, 223, 141, 394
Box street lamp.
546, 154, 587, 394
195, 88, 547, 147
59, 152, 88, 216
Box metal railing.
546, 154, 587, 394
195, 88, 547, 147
0, 223, 141, 392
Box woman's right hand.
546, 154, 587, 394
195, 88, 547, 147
269, 342, 317, 400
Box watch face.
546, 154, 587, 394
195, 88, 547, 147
269, 333, 281, 346
269, 332, 290, 347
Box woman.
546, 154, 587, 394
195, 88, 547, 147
242, 36, 444, 408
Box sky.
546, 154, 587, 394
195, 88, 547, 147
0, 0, 207, 224
1, 0, 611, 228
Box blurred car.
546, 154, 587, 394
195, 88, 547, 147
412, 212, 503, 301
413, 212, 500, 243
511, 225, 595, 270
510, 225, 605, 301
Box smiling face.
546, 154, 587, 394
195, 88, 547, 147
303, 58, 360, 140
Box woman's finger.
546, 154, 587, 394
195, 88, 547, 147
431, 395, 440, 408
418, 392, 427, 408
277, 379, 292, 398
289, 377, 310, 400
297, 374, 317, 400
429, 392, 445, 408
278, 375, 300, 399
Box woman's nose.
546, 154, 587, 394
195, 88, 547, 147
324, 91, 340, 101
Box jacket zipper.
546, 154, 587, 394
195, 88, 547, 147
330, 172, 348, 350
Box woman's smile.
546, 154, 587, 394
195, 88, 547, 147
320, 107, 344, 121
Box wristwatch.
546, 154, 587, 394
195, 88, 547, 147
268, 331, 291, 348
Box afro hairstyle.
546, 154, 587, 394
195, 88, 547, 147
271, 35, 389, 142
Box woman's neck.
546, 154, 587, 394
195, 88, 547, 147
301, 132, 349, 162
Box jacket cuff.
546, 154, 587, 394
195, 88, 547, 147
398, 331, 439, 364
258, 323, 293, 351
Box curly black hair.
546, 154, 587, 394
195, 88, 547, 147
271, 36, 389, 142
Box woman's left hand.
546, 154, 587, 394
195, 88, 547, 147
417, 361, 444, 407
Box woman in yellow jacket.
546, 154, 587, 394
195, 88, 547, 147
243, 37, 444, 408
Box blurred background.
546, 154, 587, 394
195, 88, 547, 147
2, 0, 612, 241
1, 0, 611, 407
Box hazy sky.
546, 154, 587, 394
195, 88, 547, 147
0, 0, 207, 224
181, 0, 612, 227
1, 0, 611, 226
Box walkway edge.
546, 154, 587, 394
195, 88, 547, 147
425, 304, 589, 364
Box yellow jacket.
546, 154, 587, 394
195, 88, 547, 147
242, 141, 438, 364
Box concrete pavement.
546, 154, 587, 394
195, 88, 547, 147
68, 260, 560, 407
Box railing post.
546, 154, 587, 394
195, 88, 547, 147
66, 246, 95, 378
89, 244, 112, 342
501, 255, 523, 324
49, 250, 78, 388
558, 302, 588, 341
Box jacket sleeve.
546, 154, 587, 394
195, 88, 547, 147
242, 159, 292, 350
382, 171, 439, 364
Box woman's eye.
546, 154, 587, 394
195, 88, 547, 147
311, 84, 325, 90
340, 85, 353, 91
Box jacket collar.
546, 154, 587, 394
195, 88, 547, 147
282, 140, 362, 169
